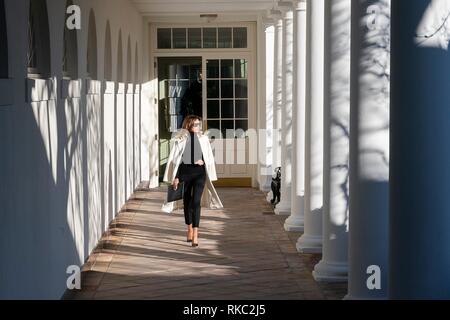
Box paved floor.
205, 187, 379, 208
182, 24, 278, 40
64, 186, 347, 300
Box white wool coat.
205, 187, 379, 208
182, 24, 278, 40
161, 129, 224, 213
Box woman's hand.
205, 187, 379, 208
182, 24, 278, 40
172, 178, 180, 190
195, 160, 205, 166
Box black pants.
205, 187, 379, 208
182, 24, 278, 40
178, 163, 207, 228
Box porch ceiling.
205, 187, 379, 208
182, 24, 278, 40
131, 0, 275, 19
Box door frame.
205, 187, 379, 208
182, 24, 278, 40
150, 22, 258, 187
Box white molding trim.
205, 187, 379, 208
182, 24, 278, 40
103, 81, 116, 95
26, 78, 56, 103
133, 0, 273, 17
60, 79, 82, 99
134, 84, 141, 94
126, 83, 135, 94
116, 82, 126, 94
85, 79, 102, 95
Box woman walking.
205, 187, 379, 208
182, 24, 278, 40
161, 115, 223, 247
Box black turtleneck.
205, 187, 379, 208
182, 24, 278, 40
175, 132, 205, 179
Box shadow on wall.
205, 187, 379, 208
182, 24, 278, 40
0, 80, 143, 299
0, 31, 143, 305
347, 0, 390, 299
0, 93, 82, 299
0, 0, 149, 300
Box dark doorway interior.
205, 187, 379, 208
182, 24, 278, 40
158, 57, 202, 182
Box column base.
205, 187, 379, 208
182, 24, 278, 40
259, 179, 272, 193
284, 216, 304, 232
274, 200, 291, 215
312, 260, 348, 282
296, 234, 322, 253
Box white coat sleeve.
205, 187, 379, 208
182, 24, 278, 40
163, 139, 178, 183
206, 138, 218, 182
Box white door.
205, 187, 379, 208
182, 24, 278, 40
202, 54, 255, 182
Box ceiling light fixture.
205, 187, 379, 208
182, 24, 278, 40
200, 13, 218, 23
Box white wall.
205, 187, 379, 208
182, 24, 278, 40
0, 0, 152, 299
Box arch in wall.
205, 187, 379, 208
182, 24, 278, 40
86, 9, 97, 79
0, 0, 8, 78
62, 0, 78, 79
27, 0, 51, 78
126, 36, 132, 83
117, 30, 123, 83
134, 42, 139, 84
104, 21, 112, 81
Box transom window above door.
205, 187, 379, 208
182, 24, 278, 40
157, 27, 247, 49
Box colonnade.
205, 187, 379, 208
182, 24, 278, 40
264, 0, 450, 299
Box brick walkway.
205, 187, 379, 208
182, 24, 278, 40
63, 186, 347, 300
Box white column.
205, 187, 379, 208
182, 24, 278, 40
268, 12, 284, 203
313, 0, 350, 282
262, 18, 275, 192
275, 2, 294, 215
285, 0, 306, 232
257, 15, 274, 193
265, 14, 277, 203
297, 0, 324, 253
390, 0, 450, 299
346, 0, 390, 299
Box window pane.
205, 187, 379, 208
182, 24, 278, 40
157, 28, 172, 49
235, 120, 248, 138
233, 27, 247, 48
221, 100, 234, 118
203, 28, 217, 48
235, 80, 248, 98
207, 80, 219, 98
218, 28, 232, 48
207, 60, 219, 78
235, 59, 248, 78
235, 100, 248, 118
168, 80, 178, 97
189, 66, 201, 81
221, 80, 234, 98
207, 100, 220, 118
177, 65, 189, 80
172, 28, 186, 48
221, 59, 234, 79
207, 120, 220, 133
188, 28, 201, 48
177, 80, 190, 98
221, 120, 234, 138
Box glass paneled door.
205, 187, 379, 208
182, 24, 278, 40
203, 55, 254, 186
158, 57, 202, 182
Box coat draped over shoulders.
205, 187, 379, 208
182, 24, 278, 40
161, 128, 224, 213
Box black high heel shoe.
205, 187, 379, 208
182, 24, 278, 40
192, 236, 199, 247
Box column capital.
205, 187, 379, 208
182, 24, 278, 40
267, 8, 283, 25
292, 0, 306, 11
276, 1, 294, 18
262, 15, 276, 28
